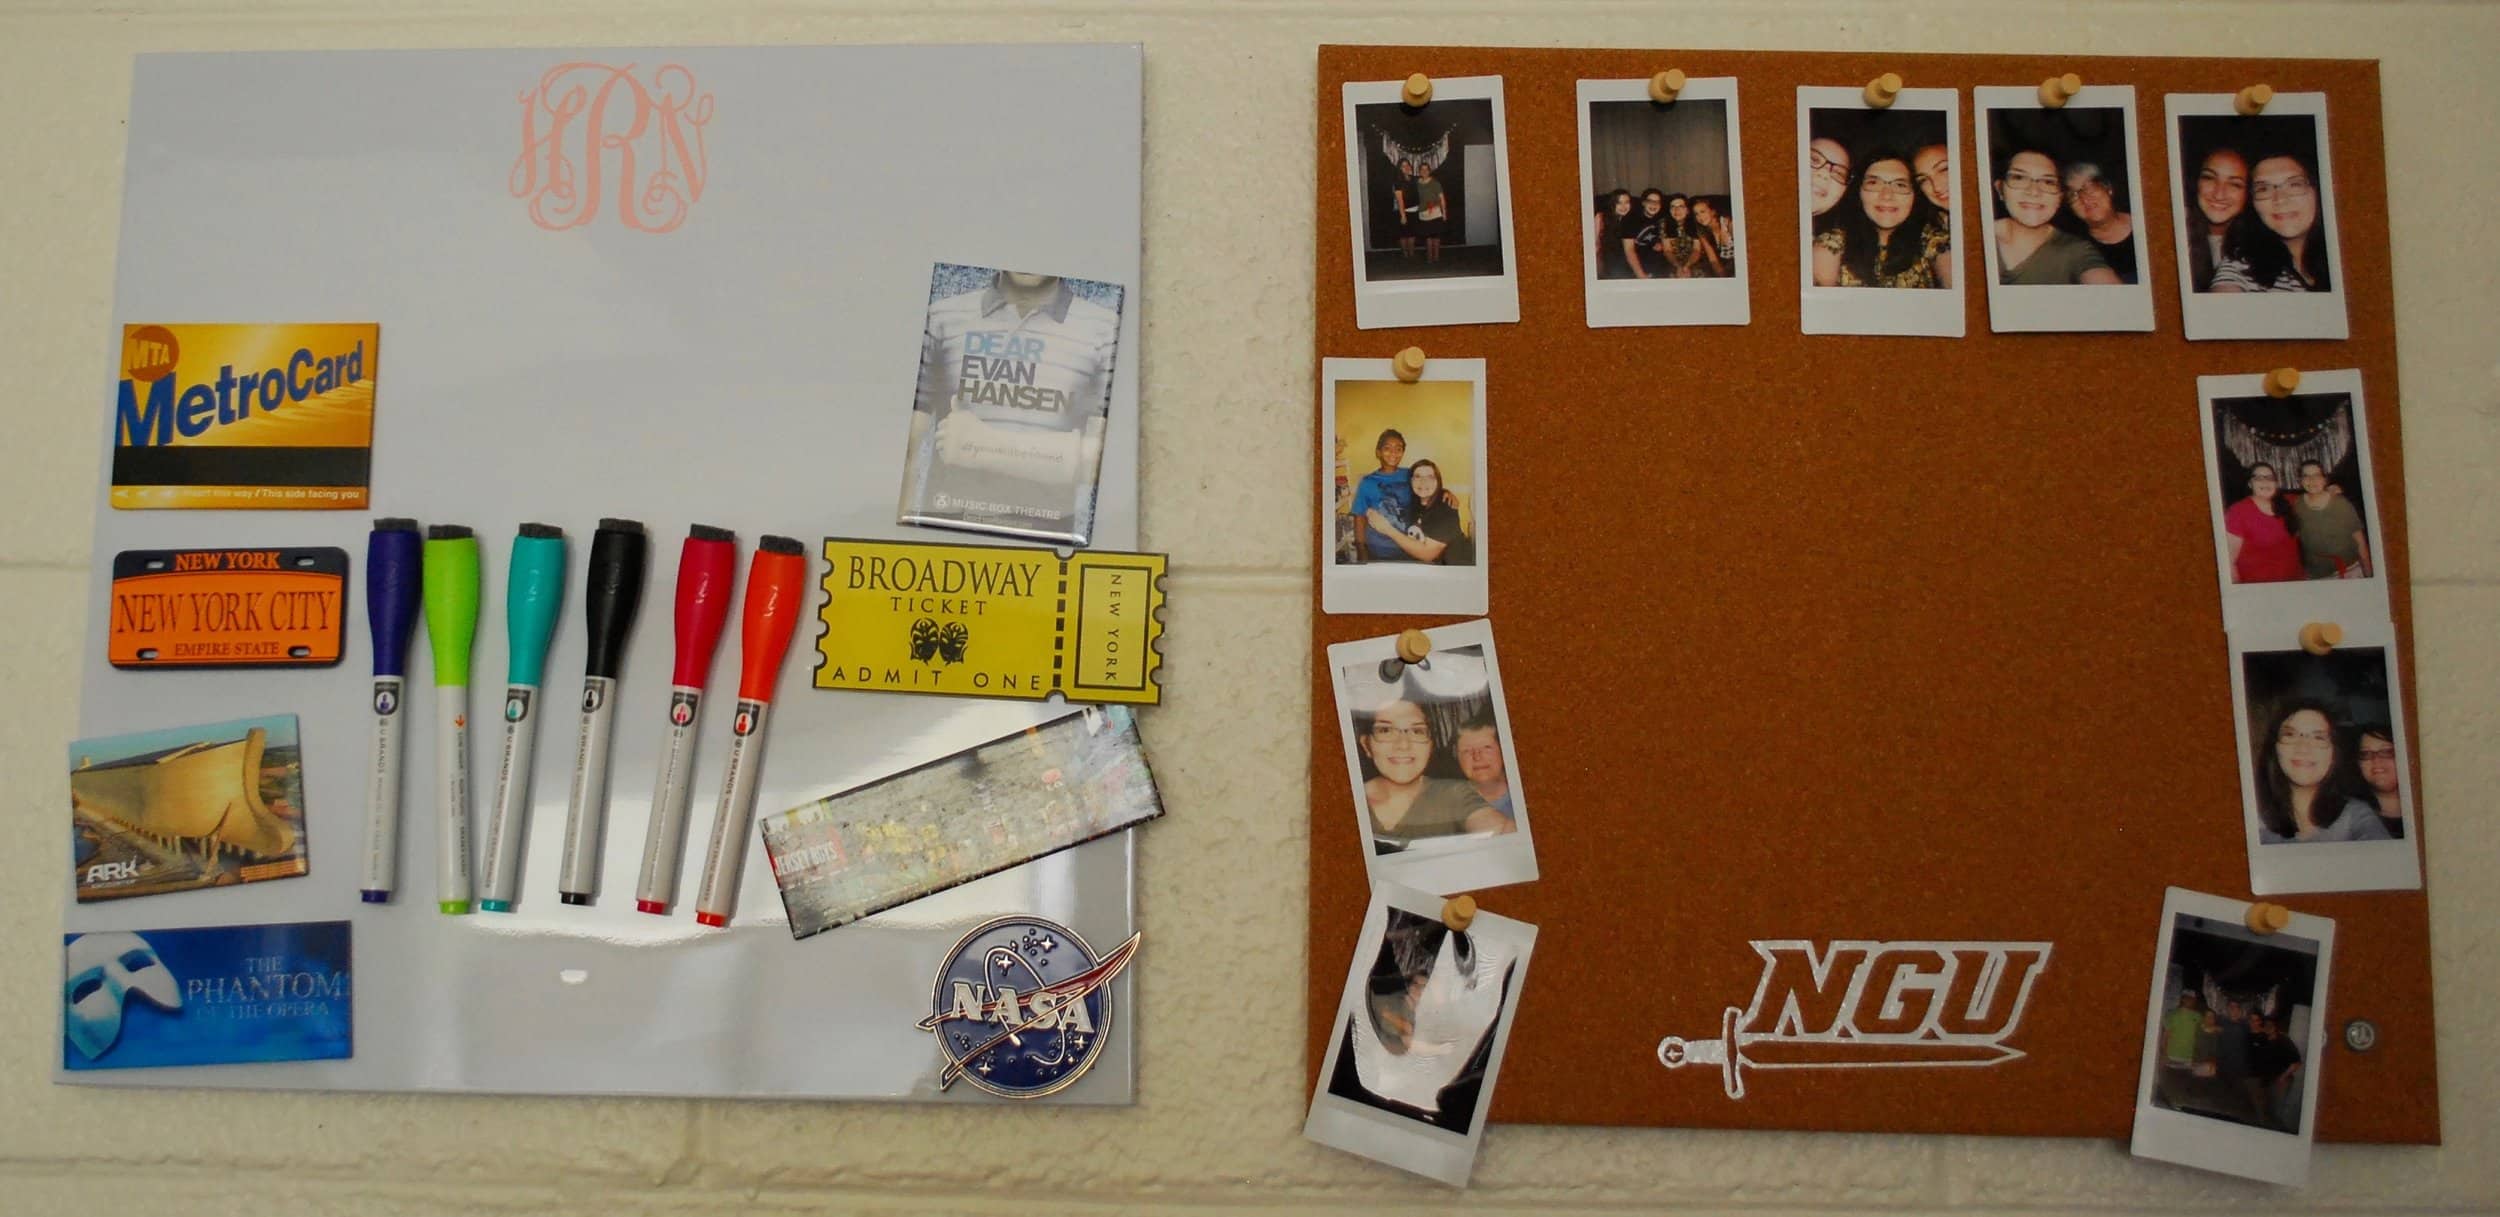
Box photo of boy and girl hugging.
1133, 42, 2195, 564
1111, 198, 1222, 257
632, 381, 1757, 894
1336, 425, 1477, 567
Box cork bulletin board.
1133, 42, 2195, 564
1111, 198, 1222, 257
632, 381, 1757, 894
1306, 46, 2438, 1143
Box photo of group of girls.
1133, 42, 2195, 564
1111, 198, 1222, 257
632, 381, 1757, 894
1804, 106, 1955, 289
1584, 98, 1739, 281
2177, 114, 2333, 295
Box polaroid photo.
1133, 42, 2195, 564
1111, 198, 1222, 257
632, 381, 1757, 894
1576, 77, 1750, 328
895, 261, 1127, 548
1973, 85, 2156, 332
1797, 85, 1965, 336
1320, 357, 1489, 617
2196, 369, 2391, 631
2132, 887, 2333, 1186
2166, 93, 2348, 341
2229, 619, 2421, 894
1342, 75, 1521, 329
1327, 620, 1534, 894
1304, 880, 1537, 1187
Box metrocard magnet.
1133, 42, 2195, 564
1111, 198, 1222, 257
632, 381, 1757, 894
812, 538, 1164, 704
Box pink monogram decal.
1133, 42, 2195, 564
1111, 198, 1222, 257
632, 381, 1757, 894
510, 62, 713, 233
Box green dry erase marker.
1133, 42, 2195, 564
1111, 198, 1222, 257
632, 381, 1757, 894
423, 525, 481, 915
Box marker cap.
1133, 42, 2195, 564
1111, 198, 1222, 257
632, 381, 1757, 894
439, 900, 472, 915
636, 899, 669, 916
421, 526, 481, 687
505, 524, 568, 687
560, 892, 591, 907
583, 519, 648, 680
479, 899, 514, 913
366, 518, 422, 679
695, 911, 728, 928
737, 536, 810, 702
672, 526, 739, 688
360, 889, 390, 904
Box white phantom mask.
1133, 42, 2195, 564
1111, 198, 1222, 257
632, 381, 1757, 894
63, 931, 181, 1061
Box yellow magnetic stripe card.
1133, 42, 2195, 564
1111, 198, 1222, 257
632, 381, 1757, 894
813, 538, 1165, 704
110, 323, 380, 510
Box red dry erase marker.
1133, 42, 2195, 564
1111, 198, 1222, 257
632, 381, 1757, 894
692, 535, 810, 928
633, 525, 738, 916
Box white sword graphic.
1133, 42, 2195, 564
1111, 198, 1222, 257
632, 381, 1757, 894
1657, 1005, 2028, 1099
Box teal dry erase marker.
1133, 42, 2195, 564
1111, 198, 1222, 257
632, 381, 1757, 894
423, 525, 482, 915
480, 523, 567, 913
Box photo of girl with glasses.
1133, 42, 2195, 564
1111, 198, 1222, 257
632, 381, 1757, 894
2207, 389, 2377, 586
1813, 146, 1952, 288
1991, 146, 2121, 285
2176, 115, 2336, 294
1803, 107, 1954, 290
1979, 102, 2143, 286
1330, 622, 1536, 892
2241, 647, 2398, 845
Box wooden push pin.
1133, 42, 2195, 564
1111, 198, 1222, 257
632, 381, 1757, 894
1402, 73, 1433, 108
2236, 83, 2275, 116
2246, 902, 2292, 935
2265, 367, 2302, 398
1441, 894, 1477, 932
1649, 69, 1688, 104
2039, 72, 2083, 108
2299, 621, 2343, 656
1395, 627, 1433, 665
1392, 346, 1427, 384
1864, 72, 1903, 109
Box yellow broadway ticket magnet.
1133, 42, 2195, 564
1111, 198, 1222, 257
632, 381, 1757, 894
813, 538, 1164, 704
110, 323, 380, 510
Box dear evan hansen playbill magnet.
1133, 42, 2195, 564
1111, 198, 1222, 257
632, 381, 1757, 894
110, 324, 379, 509
896, 264, 1126, 547
62, 920, 351, 1070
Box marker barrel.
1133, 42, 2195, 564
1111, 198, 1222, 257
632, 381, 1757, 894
478, 684, 543, 911
557, 677, 618, 903
360, 677, 406, 901
693, 701, 771, 928
634, 688, 706, 913
436, 685, 474, 914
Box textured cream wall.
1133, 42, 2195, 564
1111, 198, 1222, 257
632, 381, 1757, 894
3, 2, 2494, 1213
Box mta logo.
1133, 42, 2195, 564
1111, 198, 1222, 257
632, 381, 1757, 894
1658, 939, 2053, 1099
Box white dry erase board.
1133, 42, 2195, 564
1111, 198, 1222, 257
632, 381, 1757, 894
67, 44, 1144, 1102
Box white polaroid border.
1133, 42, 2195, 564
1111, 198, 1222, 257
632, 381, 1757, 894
1973, 85, 2155, 332
1304, 880, 1538, 1187
1327, 620, 1536, 894
1319, 357, 1491, 617
2131, 887, 2333, 1186
2195, 369, 2391, 633
1575, 77, 1750, 328
2166, 92, 2349, 341
1342, 76, 1522, 330
1797, 85, 1965, 337
2227, 619, 2422, 894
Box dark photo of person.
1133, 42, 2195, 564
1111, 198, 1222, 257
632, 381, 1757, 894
2241, 646, 2400, 845
1585, 98, 1740, 280
2151, 914, 2319, 1134
1985, 105, 2138, 284
1326, 907, 1519, 1132
2356, 723, 2405, 839
1807, 108, 1953, 289
2178, 114, 2335, 294
1356, 99, 1506, 283
1593, 188, 1637, 279
2210, 392, 2373, 584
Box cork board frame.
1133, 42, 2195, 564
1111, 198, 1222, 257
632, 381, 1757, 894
1307, 46, 2436, 1143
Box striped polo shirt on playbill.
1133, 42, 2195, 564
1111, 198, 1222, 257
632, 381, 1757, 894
898, 267, 1127, 547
